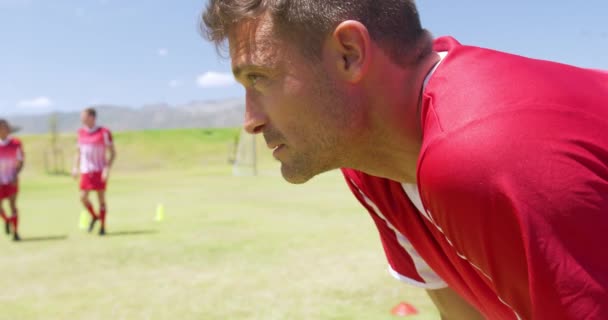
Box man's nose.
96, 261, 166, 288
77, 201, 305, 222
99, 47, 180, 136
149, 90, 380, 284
243, 91, 267, 134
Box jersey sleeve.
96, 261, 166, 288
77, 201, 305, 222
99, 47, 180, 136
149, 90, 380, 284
15, 140, 24, 161
103, 129, 113, 146
419, 111, 608, 319
342, 171, 447, 290
76, 129, 82, 148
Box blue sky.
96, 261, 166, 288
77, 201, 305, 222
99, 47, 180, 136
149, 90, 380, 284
1, 0, 607, 115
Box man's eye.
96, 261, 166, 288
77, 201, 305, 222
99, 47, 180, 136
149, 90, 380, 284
247, 74, 263, 85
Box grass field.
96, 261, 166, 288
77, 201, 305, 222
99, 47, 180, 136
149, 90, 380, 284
0, 129, 439, 320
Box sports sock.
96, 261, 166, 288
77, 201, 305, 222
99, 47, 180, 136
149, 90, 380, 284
10, 213, 18, 234
84, 202, 97, 219
99, 204, 106, 229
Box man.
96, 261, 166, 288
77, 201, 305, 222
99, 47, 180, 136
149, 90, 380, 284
201, 1, 608, 319
73, 108, 116, 236
0, 119, 24, 242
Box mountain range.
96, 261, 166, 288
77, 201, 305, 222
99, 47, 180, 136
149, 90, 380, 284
6, 99, 245, 134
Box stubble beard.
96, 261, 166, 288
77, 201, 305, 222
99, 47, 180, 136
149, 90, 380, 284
280, 75, 353, 184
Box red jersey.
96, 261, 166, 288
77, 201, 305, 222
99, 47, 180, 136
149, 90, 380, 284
0, 137, 24, 185
342, 37, 608, 319
78, 126, 113, 174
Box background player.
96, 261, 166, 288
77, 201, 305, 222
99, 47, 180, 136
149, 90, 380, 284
0, 119, 24, 241
72, 108, 116, 236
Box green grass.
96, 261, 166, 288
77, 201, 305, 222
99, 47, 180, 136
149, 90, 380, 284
0, 129, 438, 319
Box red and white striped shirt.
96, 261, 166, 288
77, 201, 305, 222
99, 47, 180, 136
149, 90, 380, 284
78, 126, 113, 174
0, 137, 24, 185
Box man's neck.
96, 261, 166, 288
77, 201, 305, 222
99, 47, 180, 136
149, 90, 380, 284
0, 136, 11, 145
85, 125, 99, 132
349, 51, 441, 183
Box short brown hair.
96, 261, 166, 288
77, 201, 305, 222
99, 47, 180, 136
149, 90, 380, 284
83, 107, 97, 118
0, 119, 18, 133
201, 0, 432, 65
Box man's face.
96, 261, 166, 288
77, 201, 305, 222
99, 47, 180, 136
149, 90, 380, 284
229, 15, 360, 184
0, 123, 9, 140
81, 112, 95, 128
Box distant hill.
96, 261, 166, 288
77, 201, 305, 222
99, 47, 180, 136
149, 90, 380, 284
7, 99, 245, 134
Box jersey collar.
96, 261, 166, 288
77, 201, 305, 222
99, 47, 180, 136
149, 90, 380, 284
422, 51, 448, 90
0, 136, 12, 146
84, 126, 100, 133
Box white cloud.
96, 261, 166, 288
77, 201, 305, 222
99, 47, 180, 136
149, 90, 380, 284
17, 96, 54, 109
168, 80, 181, 88
158, 48, 169, 57
196, 72, 235, 88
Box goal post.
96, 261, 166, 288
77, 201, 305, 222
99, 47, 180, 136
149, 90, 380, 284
232, 128, 257, 176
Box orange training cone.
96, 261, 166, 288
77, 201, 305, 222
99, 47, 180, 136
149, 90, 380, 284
391, 302, 419, 317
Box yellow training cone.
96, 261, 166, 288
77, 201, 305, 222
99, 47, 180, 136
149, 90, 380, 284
155, 204, 165, 222
79, 211, 89, 230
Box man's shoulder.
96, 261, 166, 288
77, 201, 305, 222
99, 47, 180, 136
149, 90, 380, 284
418, 101, 608, 210
10, 137, 22, 146
99, 127, 113, 137
429, 37, 606, 108
423, 41, 608, 144
0, 137, 22, 148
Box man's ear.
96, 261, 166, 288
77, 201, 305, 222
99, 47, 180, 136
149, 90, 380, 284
324, 20, 372, 83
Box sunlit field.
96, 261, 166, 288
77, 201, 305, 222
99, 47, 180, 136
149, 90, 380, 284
0, 129, 438, 319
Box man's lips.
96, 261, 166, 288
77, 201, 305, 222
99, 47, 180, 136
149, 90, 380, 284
267, 143, 284, 151
268, 143, 286, 157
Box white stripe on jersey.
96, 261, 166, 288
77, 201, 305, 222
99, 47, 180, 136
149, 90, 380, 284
103, 131, 112, 146
0, 159, 14, 184
80, 143, 107, 174
351, 179, 447, 289
0, 138, 21, 184
16, 147, 23, 162
0, 158, 17, 185
402, 184, 523, 319
78, 127, 112, 174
